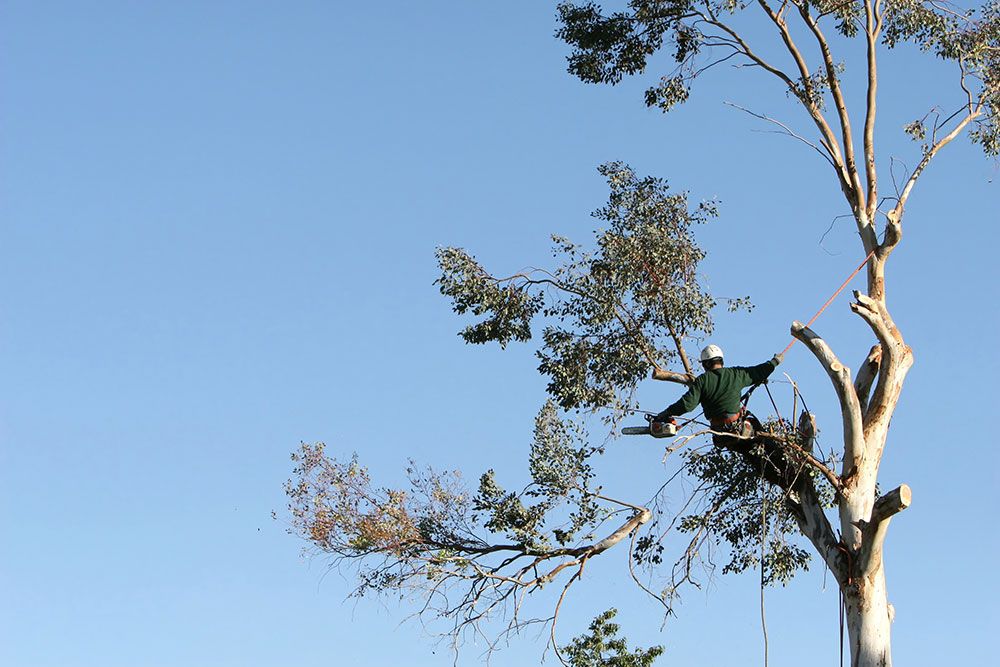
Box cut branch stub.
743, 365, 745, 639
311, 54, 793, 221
857, 484, 912, 579
870, 484, 912, 525
651, 367, 695, 384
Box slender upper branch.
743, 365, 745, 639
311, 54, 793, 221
725, 101, 837, 166
793, 1, 866, 213
748, 1, 853, 193
862, 0, 882, 220
891, 98, 987, 223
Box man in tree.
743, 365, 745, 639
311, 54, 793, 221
655, 344, 783, 437
655, 345, 795, 489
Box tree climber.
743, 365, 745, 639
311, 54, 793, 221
655, 344, 782, 437
655, 345, 799, 488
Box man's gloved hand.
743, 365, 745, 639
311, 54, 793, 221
653, 412, 676, 424
773, 352, 784, 365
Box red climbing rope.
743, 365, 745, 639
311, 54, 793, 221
779, 247, 878, 357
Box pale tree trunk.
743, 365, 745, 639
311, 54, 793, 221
845, 565, 893, 667
789, 254, 913, 667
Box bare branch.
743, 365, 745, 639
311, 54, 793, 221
889, 97, 987, 235
748, 0, 854, 195
790, 321, 865, 473
725, 101, 837, 167
850, 291, 897, 353
665, 318, 695, 377
854, 344, 883, 415
792, 1, 867, 214
863, 0, 882, 220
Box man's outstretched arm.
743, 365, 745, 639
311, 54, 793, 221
658, 381, 702, 419
744, 353, 783, 385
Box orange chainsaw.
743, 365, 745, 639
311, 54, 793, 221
622, 414, 677, 438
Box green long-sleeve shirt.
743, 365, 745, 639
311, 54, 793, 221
662, 357, 779, 420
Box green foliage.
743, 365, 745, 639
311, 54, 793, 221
644, 75, 690, 112
561, 609, 664, 667
631, 420, 836, 587
286, 408, 613, 593
678, 445, 810, 585
557, 0, 701, 112
556, 1, 690, 85
556, 0, 1000, 155
435, 246, 543, 347
474, 401, 606, 548
437, 161, 749, 416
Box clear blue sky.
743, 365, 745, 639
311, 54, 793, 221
2, 2, 996, 666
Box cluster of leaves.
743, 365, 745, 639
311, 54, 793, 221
561, 609, 664, 667
556, 0, 862, 114
557, 0, 707, 114
556, 1, 693, 86
676, 443, 811, 586
285, 444, 472, 562
473, 401, 607, 549
436, 246, 542, 347
794, 62, 847, 111
557, 1, 999, 155
884, 0, 1000, 154
437, 161, 747, 416
285, 404, 615, 596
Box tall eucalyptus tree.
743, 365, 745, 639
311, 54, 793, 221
285, 3, 997, 666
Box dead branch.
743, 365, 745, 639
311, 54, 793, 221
725, 101, 836, 167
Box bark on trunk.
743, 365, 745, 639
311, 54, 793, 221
792, 287, 912, 667
845, 562, 893, 667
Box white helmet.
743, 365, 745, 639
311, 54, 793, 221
700, 344, 724, 363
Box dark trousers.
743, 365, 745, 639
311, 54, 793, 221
713, 412, 799, 489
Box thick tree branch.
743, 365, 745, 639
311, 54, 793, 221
854, 344, 883, 416
792, 476, 848, 584
850, 291, 912, 436
850, 291, 897, 352
756, 430, 844, 494
790, 321, 865, 473
665, 318, 695, 377
652, 367, 695, 384
782, 408, 848, 583
856, 484, 911, 579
